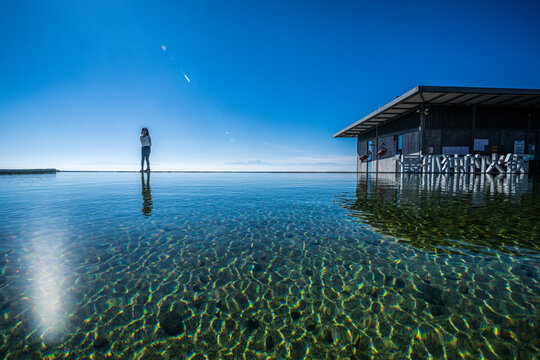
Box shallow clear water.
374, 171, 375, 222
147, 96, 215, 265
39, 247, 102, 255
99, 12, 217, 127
0, 172, 538, 359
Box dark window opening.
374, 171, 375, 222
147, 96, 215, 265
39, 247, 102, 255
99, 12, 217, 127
394, 135, 403, 155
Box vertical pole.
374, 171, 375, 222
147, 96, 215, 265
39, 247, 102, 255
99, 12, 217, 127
375, 125, 379, 173
419, 105, 425, 156
537, 131, 540, 171
357, 135, 360, 174
471, 106, 476, 154
526, 110, 531, 157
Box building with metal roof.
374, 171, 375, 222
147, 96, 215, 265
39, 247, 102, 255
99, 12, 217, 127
335, 86, 540, 173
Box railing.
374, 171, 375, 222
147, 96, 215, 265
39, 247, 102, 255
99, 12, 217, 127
397, 153, 529, 173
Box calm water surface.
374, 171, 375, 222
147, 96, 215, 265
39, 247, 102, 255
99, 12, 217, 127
0, 173, 538, 359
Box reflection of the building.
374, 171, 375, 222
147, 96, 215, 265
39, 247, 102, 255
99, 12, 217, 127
340, 173, 539, 253
141, 172, 153, 216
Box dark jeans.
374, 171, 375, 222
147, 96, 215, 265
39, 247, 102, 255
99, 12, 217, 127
141, 146, 151, 170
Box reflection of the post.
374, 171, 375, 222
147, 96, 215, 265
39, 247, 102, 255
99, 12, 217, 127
357, 173, 530, 199
141, 172, 153, 216
399, 173, 529, 199
349, 173, 538, 253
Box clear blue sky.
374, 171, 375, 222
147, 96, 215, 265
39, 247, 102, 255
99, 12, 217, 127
1, 0, 539, 171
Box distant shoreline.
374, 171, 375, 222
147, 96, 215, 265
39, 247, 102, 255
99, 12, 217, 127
0, 169, 57, 174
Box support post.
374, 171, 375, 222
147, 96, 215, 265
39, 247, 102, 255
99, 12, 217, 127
471, 106, 476, 153
419, 105, 425, 156
357, 135, 360, 174
537, 131, 540, 171
375, 125, 379, 173
526, 110, 531, 160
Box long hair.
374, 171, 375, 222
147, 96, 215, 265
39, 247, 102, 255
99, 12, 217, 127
141, 127, 150, 136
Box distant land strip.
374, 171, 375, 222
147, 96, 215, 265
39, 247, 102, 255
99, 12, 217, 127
0, 169, 57, 174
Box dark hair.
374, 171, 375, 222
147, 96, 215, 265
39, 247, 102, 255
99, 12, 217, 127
141, 127, 149, 136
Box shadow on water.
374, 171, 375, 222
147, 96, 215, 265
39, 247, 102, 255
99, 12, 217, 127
141, 172, 152, 216
336, 173, 540, 254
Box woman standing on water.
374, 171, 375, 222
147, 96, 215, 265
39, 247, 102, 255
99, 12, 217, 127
140, 127, 152, 172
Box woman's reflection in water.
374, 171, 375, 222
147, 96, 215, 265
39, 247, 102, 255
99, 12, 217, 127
141, 172, 153, 215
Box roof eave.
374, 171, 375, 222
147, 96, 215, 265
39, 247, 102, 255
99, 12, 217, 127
334, 86, 420, 138
334, 85, 540, 138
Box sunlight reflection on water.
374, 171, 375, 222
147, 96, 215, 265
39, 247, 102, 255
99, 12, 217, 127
27, 223, 69, 345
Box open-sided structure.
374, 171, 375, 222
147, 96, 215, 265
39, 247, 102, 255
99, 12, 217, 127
335, 86, 540, 173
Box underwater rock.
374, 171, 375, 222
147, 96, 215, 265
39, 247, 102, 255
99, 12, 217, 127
192, 295, 205, 309
217, 300, 228, 312
234, 293, 250, 310
225, 318, 236, 331
290, 339, 307, 359
265, 334, 274, 351
368, 288, 380, 298
343, 295, 360, 311
323, 327, 333, 343
429, 304, 446, 317
320, 304, 335, 321
93, 336, 109, 349
370, 302, 382, 313
24, 331, 41, 348
533, 318, 540, 334
246, 317, 259, 330
12, 320, 30, 340
263, 289, 274, 300
423, 331, 444, 357
159, 311, 184, 335
306, 323, 317, 332
418, 283, 444, 305
41, 328, 65, 348
252, 263, 263, 272
291, 310, 301, 320
443, 273, 460, 281
87, 255, 99, 264
0, 301, 11, 312
354, 333, 370, 350
395, 278, 405, 289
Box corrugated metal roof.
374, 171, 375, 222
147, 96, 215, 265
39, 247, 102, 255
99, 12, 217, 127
334, 86, 540, 138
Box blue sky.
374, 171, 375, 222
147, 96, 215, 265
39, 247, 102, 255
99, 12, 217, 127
1, 0, 539, 171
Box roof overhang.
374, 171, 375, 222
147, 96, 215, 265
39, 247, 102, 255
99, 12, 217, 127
334, 85, 540, 138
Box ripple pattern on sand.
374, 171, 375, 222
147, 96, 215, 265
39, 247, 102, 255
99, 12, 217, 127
0, 173, 538, 359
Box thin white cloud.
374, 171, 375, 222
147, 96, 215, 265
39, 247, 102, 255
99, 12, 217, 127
183, 73, 191, 83
221, 155, 356, 171
226, 160, 272, 165
85, 161, 139, 166
284, 155, 357, 166
263, 141, 311, 154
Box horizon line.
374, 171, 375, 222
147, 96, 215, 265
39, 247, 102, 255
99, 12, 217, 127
58, 170, 359, 174
0, 169, 358, 174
